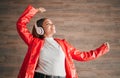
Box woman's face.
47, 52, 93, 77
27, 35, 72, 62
42, 19, 56, 37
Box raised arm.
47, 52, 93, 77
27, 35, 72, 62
16, 5, 38, 45
16, 5, 46, 45
64, 40, 110, 61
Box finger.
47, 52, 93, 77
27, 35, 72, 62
107, 43, 110, 49
38, 7, 46, 12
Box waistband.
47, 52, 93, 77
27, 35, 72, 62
34, 72, 65, 78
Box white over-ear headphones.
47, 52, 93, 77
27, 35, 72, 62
34, 23, 44, 35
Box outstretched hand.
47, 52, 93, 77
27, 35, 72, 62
104, 42, 110, 51
37, 7, 46, 13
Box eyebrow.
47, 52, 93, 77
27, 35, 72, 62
46, 22, 52, 25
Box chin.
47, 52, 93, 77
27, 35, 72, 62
54, 31, 56, 34
53, 30, 56, 34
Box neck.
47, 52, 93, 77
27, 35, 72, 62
44, 34, 53, 38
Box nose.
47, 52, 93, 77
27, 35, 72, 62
51, 24, 55, 30
51, 24, 55, 27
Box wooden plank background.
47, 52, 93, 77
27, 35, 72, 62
0, 0, 120, 78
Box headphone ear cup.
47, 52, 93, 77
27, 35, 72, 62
35, 23, 44, 35
39, 27, 44, 35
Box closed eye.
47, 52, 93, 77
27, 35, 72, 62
46, 23, 53, 26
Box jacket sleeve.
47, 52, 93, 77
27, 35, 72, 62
16, 5, 38, 45
64, 40, 109, 61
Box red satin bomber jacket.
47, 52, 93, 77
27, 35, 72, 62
16, 5, 109, 78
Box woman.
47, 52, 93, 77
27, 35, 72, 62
16, 5, 110, 78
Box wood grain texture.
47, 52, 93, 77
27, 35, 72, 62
0, 0, 120, 78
